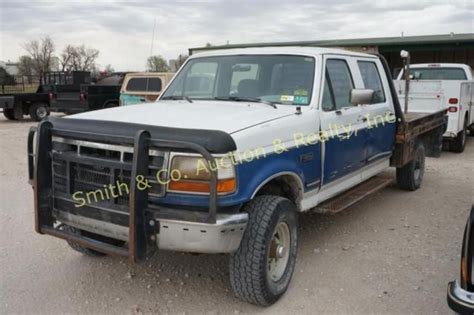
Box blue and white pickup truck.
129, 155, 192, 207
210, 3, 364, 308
28, 47, 447, 306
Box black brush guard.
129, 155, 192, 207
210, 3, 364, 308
28, 120, 219, 262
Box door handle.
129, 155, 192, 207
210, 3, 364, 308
357, 115, 368, 123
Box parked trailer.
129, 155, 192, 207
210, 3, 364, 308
394, 63, 474, 152
0, 71, 90, 121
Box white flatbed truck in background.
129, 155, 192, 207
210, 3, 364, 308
394, 63, 474, 152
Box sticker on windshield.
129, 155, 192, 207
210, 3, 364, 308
294, 88, 308, 96
294, 95, 309, 105
280, 95, 294, 102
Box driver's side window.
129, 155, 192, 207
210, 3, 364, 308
321, 59, 354, 111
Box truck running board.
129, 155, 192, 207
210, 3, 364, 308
313, 175, 393, 214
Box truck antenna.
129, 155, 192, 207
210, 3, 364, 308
150, 18, 156, 57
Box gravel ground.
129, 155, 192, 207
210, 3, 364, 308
0, 114, 472, 314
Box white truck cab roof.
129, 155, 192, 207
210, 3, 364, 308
191, 46, 378, 59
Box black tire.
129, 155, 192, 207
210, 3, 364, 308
396, 142, 425, 191
3, 108, 16, 120
62, 225, 125, 257
229, 195, 298, 306
29, 102, 49, 121
469, 124, 474, 137
451, 118, 468, 153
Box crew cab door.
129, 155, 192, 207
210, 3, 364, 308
319, 57, 368, 183
354, 59, 396, 163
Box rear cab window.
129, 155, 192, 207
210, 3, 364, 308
404, 67, 467, 80
357, 61, 386, 103
125, 77, 163, 93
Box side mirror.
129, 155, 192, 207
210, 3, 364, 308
350, 89, 374, 106
400, 50, 410, 59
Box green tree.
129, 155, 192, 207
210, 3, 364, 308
146, 55, 169, 72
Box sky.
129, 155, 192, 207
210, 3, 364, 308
0, 0, 473, 71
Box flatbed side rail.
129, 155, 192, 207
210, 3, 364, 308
28, 120, 218, 262
391, 109, 448, 167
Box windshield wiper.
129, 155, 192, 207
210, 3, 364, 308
213, 96, 277, 109
161, 95, 193, 103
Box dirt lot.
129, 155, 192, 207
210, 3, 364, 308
0, 114, 472, 314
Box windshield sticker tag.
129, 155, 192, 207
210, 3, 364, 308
294, 88, 308, 96
280, 95, 294, 102
294, 96, 309, 105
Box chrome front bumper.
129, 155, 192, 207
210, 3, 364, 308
447, 280, 474, 314
58, 210, 248, 254
154, 213, 248, 253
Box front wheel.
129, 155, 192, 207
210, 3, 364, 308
229, 195, 298, 306
396, 142, 425, 191
29, 102, 49, 121
3, 108, 16, 120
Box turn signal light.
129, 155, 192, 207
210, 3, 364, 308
449, 98, 458, 104
168, 178, 236, 194
448, 106, 458, 113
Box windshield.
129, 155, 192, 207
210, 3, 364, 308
161, 55, 315, 106
403, 67, 467, 80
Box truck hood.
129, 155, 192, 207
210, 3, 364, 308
69, 100, 294, 134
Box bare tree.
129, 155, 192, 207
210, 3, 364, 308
24, 36, 55, 76
77, 45, 99, 71
146, 55, 169, 72
104, 64, 115, 74
59, 44, 100, 71
59, 45, 75, 71
175, 54, 188, 69
18, 55, 35, 77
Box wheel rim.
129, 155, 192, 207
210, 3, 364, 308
267, 221, 291, 282
37, 106, 47, 119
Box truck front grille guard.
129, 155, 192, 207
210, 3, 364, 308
28, 121, 218, 262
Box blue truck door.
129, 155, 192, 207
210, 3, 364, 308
355, 60, 396, 163
320, 58, 368, 184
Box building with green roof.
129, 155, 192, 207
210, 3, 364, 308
189, 33, 474, 77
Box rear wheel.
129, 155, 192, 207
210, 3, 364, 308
229, 195, 298, 306
29, 102, 49, 121
451, 118, 468, 153
62, 225, 125, 257
469, 124, 474, 137
396, 142, 425, 191
3, 108, 16, 120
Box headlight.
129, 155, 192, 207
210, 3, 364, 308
168, 154, 236, 194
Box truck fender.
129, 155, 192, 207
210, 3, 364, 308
235, 157, 306, 209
